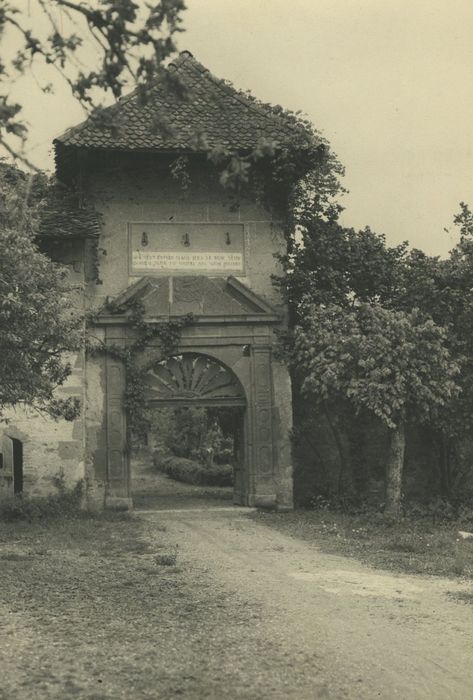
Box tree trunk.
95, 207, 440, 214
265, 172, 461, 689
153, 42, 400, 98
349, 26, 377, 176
323, 405, 354, 499
385, 422, 406, 520
435, 430, 451, 499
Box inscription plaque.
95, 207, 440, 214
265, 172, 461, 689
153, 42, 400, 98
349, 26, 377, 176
129, 222, 245, 275
132, 251, 243, 271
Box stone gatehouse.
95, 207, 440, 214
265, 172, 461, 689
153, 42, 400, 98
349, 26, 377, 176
0, 52, 297, 510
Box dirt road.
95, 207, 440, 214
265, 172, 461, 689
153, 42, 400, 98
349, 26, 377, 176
136, 475, 473, 699
2, 469, 473, 699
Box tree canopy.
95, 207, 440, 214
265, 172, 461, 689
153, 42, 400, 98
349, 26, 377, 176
291, 302, 459, 431
0, 0, 186, 163
288, 301, 460, 516
278, 194, 473, 512
0, 162, 82, 419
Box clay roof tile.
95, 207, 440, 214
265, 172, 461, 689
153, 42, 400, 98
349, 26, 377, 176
54, 51, 311, 154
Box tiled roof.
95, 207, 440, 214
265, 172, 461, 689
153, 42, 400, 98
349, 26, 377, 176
54, 51, 308, 153
37, 184, 100, 239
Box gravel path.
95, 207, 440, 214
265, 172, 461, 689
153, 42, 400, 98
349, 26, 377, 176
1, 472, 473, 699
136, 474, 473, 699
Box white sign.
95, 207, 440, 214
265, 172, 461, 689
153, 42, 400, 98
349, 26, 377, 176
132, 250, 244, 272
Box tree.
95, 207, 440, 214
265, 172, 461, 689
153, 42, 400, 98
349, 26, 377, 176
276, 215, 410, 500
382, 204, 473, 498
0, 161, 82, 418
277, 215, 408, 322
289, 302, 460, 518
0, 0, 186, 163
0, 0, 336, 206
279, 202, 473, 507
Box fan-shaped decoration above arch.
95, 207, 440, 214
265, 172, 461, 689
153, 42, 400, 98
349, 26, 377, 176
144, 353, 246, 406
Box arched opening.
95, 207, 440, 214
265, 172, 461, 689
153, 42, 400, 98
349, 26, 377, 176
131, 353, 247, 509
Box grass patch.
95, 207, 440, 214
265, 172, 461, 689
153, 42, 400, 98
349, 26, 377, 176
0, 479, 83, 522
252, 509, 473, 579
447, 590, 473, 604
0, 552, 31, 561
0, 508, 191, 697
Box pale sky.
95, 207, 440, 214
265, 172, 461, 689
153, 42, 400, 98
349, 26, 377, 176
4, 0, 473, 256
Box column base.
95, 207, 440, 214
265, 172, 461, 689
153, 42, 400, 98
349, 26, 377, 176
248, 493, 277, 510
105, 496, 133, 511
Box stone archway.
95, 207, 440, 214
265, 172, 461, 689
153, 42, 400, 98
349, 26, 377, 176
142, 353, 247, 503
99, 276, 293, 511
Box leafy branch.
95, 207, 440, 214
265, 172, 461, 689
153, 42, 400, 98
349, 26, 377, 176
0, 0, 186, 164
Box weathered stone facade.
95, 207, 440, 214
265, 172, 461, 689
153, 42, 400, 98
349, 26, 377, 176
0, 52, 297, 509
82, 158, 293, 509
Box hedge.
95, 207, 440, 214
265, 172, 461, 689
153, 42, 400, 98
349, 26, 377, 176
154, 454, 233, 487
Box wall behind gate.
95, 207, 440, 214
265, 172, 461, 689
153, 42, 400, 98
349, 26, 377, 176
0, 351, 85, 499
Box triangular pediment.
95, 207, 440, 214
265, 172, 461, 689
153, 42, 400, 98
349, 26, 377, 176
106, 276, 280, 323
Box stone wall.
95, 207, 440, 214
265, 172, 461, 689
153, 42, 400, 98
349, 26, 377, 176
0, 351, 85, 499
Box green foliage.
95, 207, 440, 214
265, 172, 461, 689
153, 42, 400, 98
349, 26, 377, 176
147, 406, 235, 464
0, 162, 82, 419
290, 303, 459, 430
155, 455, 233, 487
277, 198, 473, 506
393, 204, 473, 440
276, 217, 407, 322
151, 406, 207, 459
155, 549, 178, 566
87, 300, 193, 442
255, 508, 473, 578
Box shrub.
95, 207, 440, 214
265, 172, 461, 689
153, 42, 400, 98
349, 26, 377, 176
154, 454, 233, 487
0, 479, 83, 522
146, 406, 237, 465
200, 463, 233, 487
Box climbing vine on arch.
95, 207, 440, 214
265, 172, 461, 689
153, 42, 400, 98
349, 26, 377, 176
87, 299, 193, 444
167, 95, 346, 248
